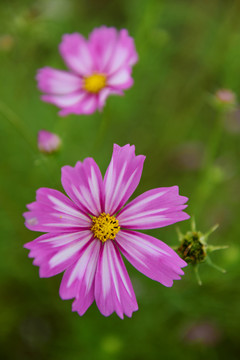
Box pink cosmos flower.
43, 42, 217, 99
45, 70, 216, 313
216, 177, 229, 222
38, 130, 61, 154
24, 144, 189, 318
36, 26, 138, 116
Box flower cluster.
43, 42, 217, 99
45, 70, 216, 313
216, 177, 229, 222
24, 26, 191, 319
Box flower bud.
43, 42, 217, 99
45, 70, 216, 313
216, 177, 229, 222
215, 89, 236, 105
176, 218, 228, 285
37, 130, 61, 154
211, 88, 237, 112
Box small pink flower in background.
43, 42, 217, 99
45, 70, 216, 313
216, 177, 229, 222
38, 130, 61, 154
183, 321, 221, 346
215, 88, 236, 106
37, 26, 138, 116
24, 144, 189, 318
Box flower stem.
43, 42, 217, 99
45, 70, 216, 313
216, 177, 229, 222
0, 101, 57, 186
193, 110, 225, 218
93, 108, 111, 153
0, 101, 37, 155
205, 111, 224, 169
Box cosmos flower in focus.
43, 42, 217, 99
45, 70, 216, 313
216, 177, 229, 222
38, 130, 61, 154
24, 144, 189, 318
37, 26, 138, 116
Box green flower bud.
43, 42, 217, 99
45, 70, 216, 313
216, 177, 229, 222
176, 218, 228, 285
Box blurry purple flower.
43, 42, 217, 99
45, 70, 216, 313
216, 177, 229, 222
37, 26, 138, 116
24, 144, 189, 318
38, 130, 61, 154
183, 321, 221, 346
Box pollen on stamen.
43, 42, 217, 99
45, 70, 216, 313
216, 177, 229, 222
91, 213, 120, 242
83, 73, 106, 94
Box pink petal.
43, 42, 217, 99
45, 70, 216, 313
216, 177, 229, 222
88, 26, 118, 72
23, 188, 91, 233
107, 68, 133, 90
98, 88, 123, 110
38, 130, 61, 154
41, 92, 86, 108
61, 158, 103, 216
118, 186, 189, 229
106, 29, 138, 75
116, 230, 187, 287
36, 67, 82, 95
41, 92, 99, 116
59, 239, 100, 316
59, 33, 93, 76
24, 230, 93, 278
103, 144, 145, 215
58, 94, 98, 116
94, 240, 138, 319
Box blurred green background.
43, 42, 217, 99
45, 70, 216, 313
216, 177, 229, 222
1, 0, 240, 359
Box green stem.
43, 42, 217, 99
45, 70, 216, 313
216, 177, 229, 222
205, 111, 224, 170
93, 108, 110, 153
193, 110, 225, 218
0, 101, 57, 186
0, 101, 37, 155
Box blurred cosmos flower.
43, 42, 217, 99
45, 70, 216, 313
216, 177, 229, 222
176, 219, 228, 285
212, 88, 237, 111
183, 320, 221, 347
37, 26, 138, 116
38, 130, 61, 154
215, 89, 236, 106
24, 144, 189, 318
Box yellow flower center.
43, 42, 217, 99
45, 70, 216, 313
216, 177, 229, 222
91, 213, 120, 242
83, 73, 106, 93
